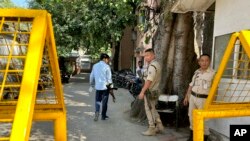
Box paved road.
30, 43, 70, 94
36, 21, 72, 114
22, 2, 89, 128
27, 73, 189, 140
65, 73, 189, 141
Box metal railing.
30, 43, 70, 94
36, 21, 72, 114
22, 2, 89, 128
0, 9, 66, 141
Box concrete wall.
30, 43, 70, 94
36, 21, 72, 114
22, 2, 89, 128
210, 0, 250, 138
214, 0, 250, 36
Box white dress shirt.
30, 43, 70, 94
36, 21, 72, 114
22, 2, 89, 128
90, 61, 112, 90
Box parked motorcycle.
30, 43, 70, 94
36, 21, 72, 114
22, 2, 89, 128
112, 69, 142, 98
112, 69, 134, 88
127, 77, 143, 98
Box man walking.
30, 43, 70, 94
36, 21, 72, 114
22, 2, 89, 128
138, 48, 164, 136
90, 53, 112, 121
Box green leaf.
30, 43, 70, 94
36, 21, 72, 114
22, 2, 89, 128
29, 0, 143, 57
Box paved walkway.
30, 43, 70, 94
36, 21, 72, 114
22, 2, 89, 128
63, 73, 190, 141
1, 73, 190, 141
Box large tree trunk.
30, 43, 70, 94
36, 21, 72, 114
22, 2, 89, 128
129, 13, 176, 124
165, 14, 177, 94
129, 10, 176, 124
193, 12, 204, 56
129, 3, 212, 127
156, 14, 176, 94
172, 13, 195, 96
129, 13, 196, 126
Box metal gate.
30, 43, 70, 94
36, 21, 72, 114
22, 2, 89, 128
0, 9, 67, 141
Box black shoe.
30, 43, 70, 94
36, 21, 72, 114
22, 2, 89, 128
101, 116, 109, 120
204, 135, 208, 141
187, 130, 193, 141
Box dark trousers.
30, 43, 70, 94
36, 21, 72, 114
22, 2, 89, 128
95, 89, 109, 117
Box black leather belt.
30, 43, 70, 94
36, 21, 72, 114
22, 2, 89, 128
191, 91, 208, 98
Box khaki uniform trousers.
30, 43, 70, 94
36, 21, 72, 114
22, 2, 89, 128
144, 96, 160, 127
188, 94, 209, 135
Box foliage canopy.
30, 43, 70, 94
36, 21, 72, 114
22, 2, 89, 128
29, 0, 141, 57
0, 0, 15, 8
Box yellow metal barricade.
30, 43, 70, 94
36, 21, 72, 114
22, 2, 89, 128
0, 9, 66, 141
193, 30, 250, 141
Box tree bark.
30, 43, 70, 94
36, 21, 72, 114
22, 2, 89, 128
172, 13, 195, 96
129, 13, 196, 125
193, 12, 204, 56
164, 14, 177, 94
156, 14, 176, 94
128, 10, 176, 125
128, 4, 208, 127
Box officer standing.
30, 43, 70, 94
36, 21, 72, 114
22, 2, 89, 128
183, 54, 215, 141
138, 48, 164, 136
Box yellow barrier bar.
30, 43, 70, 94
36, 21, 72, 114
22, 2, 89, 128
193, 110, 204, 141
46, 13, 67, 141
0, 15, 16, 100
10, 11, 48, 141
0, 110, 63, 121
0, 17, 4, 99
0, 137, 10, 140
0, 119, 13, 122
1, 9, 67, 141
54, 114, 67, 141
205, 33, 239, 110
0, 9, 46, 18
193, 109, 250, 141
239, 30, 250, 57
46, 14, 65, 109
33, 110, 64, 120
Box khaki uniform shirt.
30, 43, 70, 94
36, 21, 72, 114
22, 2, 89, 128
143, 60, 161, 91
189, 68, 215, 95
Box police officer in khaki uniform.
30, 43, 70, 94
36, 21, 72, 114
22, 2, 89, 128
138, 48, 164, 136
183, 54, 215, 141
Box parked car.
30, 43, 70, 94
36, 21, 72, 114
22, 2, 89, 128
80, 55, 92, 72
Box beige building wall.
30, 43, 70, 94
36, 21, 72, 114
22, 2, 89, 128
214, 0, 250, 36
119, 27, 134, 70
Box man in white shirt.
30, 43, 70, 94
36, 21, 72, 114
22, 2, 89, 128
136, 60, 143, 78
90, 53, 113, 121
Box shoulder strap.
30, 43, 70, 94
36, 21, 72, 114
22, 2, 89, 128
149, 64, 157, 73
143, 63, 158, 79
